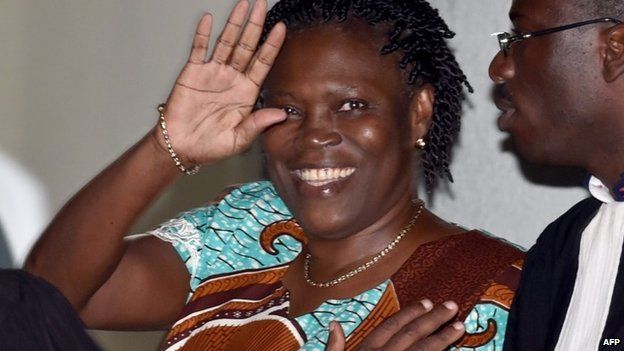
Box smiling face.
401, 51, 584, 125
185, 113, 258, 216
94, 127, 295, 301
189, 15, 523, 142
489, 0, 613, 167
261, 19, 430, 241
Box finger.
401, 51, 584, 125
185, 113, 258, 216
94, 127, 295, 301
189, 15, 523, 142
211, 0, 249, 64
246, 21, 286, 87
407, 321, 465, 351
188, 13, 213, 64
383, 301, 459, 350
325, 321, 346, 351
229, 0, 267, 71
233, 108, 287, 148
360, 299, 434, 349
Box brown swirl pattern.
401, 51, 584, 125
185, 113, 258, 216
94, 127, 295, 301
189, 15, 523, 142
260, 219, 307, 255
456, 318, 498, 348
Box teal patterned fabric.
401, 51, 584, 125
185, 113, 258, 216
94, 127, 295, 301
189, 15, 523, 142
151, 181, 512, 351
150, 181, 300, 291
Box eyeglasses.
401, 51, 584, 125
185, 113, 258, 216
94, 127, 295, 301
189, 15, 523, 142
493, 17, 622, 55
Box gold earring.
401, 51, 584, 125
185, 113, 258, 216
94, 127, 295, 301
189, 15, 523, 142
415, 138, 426, 150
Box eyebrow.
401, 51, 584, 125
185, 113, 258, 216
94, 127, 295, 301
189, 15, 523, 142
264, 86, 362, 99
332, 86, 360, 95
268, 91, 295, 98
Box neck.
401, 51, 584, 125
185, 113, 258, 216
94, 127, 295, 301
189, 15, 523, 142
583, 104, 624, 192
587, 152, 624, 195
305, 192, 416, 275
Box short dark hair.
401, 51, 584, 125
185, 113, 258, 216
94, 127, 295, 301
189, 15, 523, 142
262, 0, 472, 191
572, 0, 624, 19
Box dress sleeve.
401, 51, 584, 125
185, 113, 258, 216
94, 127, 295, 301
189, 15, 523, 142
148, 181, 299, 292
148, 204, 219, 291
453, 259, 524, 351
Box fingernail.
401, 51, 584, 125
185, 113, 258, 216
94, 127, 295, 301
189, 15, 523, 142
452, 321, 464, 331
329, 321, 336, 332
420, 299, 433, 311
443, 301, 458, 310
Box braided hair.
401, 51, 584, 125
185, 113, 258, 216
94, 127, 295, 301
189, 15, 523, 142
262, 0, 472, 191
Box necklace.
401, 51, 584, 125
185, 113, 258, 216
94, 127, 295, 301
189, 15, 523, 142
303, 200, 424, 288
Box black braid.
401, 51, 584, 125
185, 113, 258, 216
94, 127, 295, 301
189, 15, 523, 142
262, 0, 473, 191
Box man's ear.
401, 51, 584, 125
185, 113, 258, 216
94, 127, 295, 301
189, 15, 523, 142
407, 84, 435, 148
603, 24, 624, 83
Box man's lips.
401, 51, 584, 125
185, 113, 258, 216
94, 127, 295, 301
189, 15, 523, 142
493, 84, 514, 111
292, 167, 356, 187
493, 85, 516, 131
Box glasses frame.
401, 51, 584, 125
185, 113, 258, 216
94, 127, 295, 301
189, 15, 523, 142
493, 17, 622, 55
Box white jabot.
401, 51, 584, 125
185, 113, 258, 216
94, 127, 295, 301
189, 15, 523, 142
554, 176, 624, 351
588, 176, 616, 204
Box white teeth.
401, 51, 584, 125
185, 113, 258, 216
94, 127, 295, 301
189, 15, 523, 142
294, 167, 356, 185
311, 169, 318, 180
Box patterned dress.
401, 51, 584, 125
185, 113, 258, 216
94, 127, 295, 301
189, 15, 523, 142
151, 181, 524, 351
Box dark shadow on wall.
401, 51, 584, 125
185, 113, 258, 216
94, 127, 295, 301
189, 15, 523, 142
0, 222, 14, 268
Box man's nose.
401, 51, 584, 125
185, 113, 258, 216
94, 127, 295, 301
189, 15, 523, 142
488, 50, 514, 83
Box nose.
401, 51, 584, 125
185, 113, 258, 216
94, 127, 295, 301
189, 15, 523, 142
488, 50, 514, 83
297, 111, 342, 149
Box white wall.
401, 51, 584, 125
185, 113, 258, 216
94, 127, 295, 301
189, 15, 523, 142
0, 0, 588, 349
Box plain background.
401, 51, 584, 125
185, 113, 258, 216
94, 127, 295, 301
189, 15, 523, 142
0, 0, 588, 349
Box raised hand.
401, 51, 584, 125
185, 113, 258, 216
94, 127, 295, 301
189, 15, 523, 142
158, 0, 287, 166
325, 300, 465, 351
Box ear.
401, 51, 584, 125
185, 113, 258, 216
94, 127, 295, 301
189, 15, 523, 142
603, 24, 624, 83
407, 83, 435, 148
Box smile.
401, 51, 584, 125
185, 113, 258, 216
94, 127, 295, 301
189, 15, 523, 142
292, 167, 356, 186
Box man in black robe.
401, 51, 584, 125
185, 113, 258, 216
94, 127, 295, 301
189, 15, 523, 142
489, 0, 624, 349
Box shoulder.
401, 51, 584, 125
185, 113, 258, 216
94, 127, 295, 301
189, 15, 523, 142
432, 230, 525, 298
150, 181, 301, 291
392, 230, 524, 313
174, 181, 288, 223
423, 230, 525, 264
510, 197, 600, 302
150, 181, 287, 237
394, 230, 524, 284
530, 197, 601, 256
207, 181, 284, 207
174, 181, 284, 210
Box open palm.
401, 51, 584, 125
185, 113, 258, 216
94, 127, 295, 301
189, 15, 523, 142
160, 0, 286, 166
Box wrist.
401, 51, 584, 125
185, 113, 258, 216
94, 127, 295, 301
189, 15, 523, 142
154, 103, 201, 175
148, 128, 182, 175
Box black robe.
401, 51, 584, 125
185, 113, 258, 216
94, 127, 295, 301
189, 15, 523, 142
503, 197, 624, 350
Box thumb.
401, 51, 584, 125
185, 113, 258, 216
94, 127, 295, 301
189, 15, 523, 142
325, 321, 346, 351
234, 107, 287, 145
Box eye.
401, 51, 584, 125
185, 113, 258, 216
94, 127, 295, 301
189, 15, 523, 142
254, 96, 265, 111
283, 106, 302, 119
338, 100, 368, 112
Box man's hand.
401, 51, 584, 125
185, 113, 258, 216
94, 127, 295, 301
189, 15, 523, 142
326, 299, 465, 351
